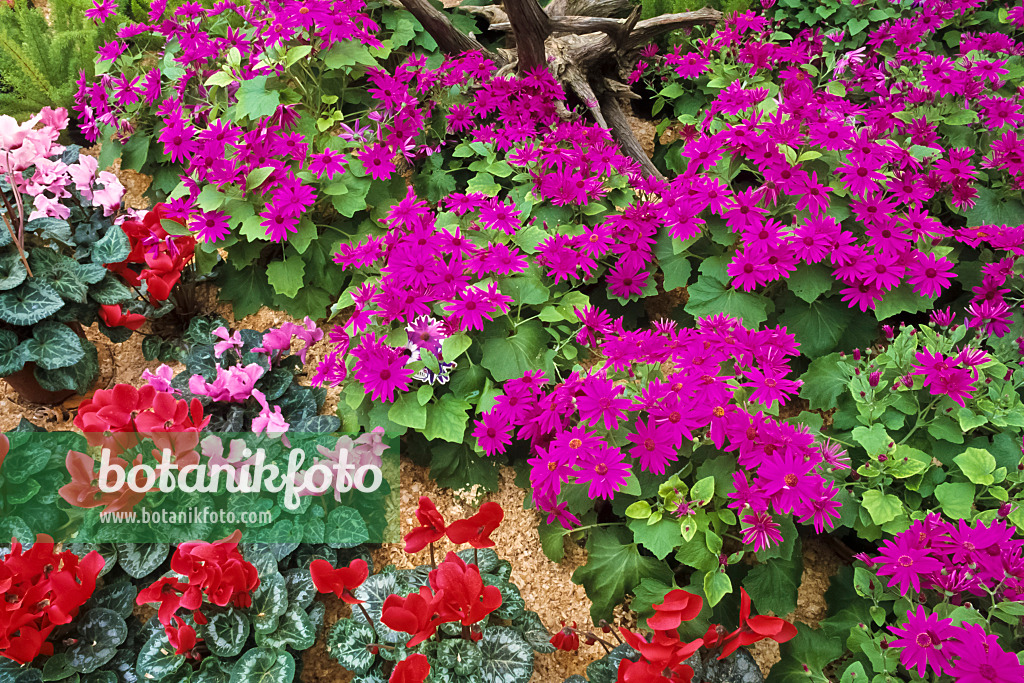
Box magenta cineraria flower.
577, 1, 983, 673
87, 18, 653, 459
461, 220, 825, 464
574, 445, 630, 500
887, 607, 959, 678
874, 535, 943, 595
740, 511, 784, 552
948, 624, 1024, 683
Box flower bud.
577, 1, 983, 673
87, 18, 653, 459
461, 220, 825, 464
868, 371, 881, 387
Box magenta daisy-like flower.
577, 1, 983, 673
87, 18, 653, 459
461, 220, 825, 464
948, 623, 1024, 683
626, 418, 678, 475
874, 535, 943, 596
189, 209, 230, 243
907, 251, 955, 298
576, 375, 632, 430
308, 149, 346, 180
85, 0, 118, 22
887, 606, 958, 678
473, 415, 512, 456
527, 445, 574, 500
356, 143, 396, 180
740, 511, 783, 551
353, 347, 413, 403
574, 445, 630, 500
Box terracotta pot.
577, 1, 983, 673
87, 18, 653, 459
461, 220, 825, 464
2, 322, 87, 405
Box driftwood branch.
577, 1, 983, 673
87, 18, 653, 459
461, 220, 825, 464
622, 8, 721, 50
546, 0, 632, 18
599, 92, 664, 181
395, 0, 503, 62
503, 0, 552, 73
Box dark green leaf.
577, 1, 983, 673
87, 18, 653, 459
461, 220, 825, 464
0, 280, 64, 325
91, 226, 131, 264
21, 321, 84, 370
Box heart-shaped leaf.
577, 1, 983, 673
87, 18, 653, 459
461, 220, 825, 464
67, 608, 128, 673
202, 608, 249, 658
326, 618, 376, 674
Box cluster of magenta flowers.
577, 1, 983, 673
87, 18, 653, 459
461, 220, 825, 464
473, 313, 844, 548
73, 0, 380, 242
863, 515, 1024, 682
631, 0, 1023, 313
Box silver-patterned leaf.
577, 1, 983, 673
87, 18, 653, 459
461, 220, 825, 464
202, 608, 249, 658
479, 627, 534, 683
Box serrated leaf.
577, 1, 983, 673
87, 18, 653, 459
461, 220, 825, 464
91, 226, 131, 264
20, 321, 83, 370
479, 627, 533, 683
229, 647, 294, 683
115, 543, 168, 578
481, 321, 545, 382
202, 608, 249, 657
327, 619, 376, 673
572, 526, 673, 622
0, 280, 64, 325
684, 273, 769, 327
798, 352, 846, 410
235, 75, 281, 122
423, 394, 471, 443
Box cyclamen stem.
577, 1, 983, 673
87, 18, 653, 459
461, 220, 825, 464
357, 603, 379, 639
429, 542, 436, 569
474, 547, 479, 568
0, 190, 31, 277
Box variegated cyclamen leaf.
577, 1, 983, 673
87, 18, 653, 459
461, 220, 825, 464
0, 280, 64, 325
513, 610, 558, 654
35, 338, 98, 393
479, 627, 533, 683
352, 572, 405, 644
284, 567, 317, 609
88, 274, 134, 305
91, 225, 131, 264
202, 608, 249, 658
257, 602, 316, 650
115, 543, 168, 579
0, 252, 27, 291
20, 321, 84, 370
0, 329, 25, 375
326, 618, 376, 674
249, 572, 288, 634
66, 608, 127, 673
436, 639, 484, 677
229, 647, 295, 683
137, 630, 185, 680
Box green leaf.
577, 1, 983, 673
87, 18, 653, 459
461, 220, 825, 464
235, 75, 281, 122
966, 187, 1024, 228
538, 521, 566, 563
572, 526, 672, 621
442, 333, 473, 363
743, 537, 802, 616
88, 275, 133, 305
423, 394, 472, 443
798, 352, 846, 410
259, 603, 316, 650
860, 490, 902, 525
202, 608, 249, 657
218, 261, 275, 319
0, 329, 25, 375
934, 482, 975, 519
20, 321, 84, 370
954, 447, 996, 485
703, 570, 732, 607
874, 283, 936, 321
136, 631, 185, 680
0, 280, 64, 325
90, 226, 131, 264
266, 257, 305, 298
66, 608, 127, 673
655, 230, 691, 290
479, 627, 534, 683
230, 648, 294, 683
327, 618, 376, 673
388, 391, 426, 429
889, 445, 931, 478
35, 339, 97, 394
115, 543, 168, 578
250, 573, 289, 634
684, 273, 769, 327
852, 424, 890, 455
779, 298, 851, 357
786, 264, 834, 303
625, 501, 652, 519
0, 252, 28, 291
628, 518, 680, 560
848, 17, 868, 34
481, 321, 546, 381
325, 507, 370, 548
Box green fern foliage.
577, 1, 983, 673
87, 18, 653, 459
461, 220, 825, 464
0, 0, 122, 120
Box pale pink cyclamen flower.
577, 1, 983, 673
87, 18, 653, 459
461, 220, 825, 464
142, 364, 177, 393
212, 326, 244, 358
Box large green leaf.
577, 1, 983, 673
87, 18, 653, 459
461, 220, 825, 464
479, 627, 534, 683
684, 273, 769, 327
88, 274, 134, 305
512, 610, 557, 654
91, 226, 131, 265
572, 526, 673, 621
798, 352, 847, 410
66, 608, 127, 673
0, 280, 64, 325
326, 619, 376, 674
229, 648, 294, 683
235, 76, 282, 122
743, 537, 802, 616
423, 394, 471, 443
35, 338, 97, 393
202, 608, 249, 657
30, 250, 91, 303
20, 321, 84, 370
0, 252, 27, 291
325, 506, 371, 548
218, 260, 276, 319
137, 631, 185, 680
778, 298, 851, 357
786, 264, 834, 303
481, 320, 546, 382
257, 603, 315, 650
0, 328, 25, 375
115, 543, 168, 578
249, 572, 289, 634
351, 573, 405, 644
